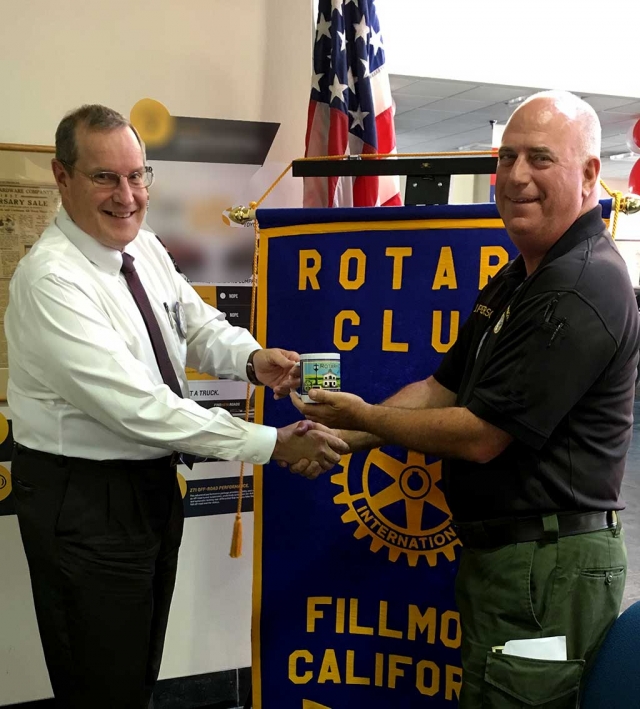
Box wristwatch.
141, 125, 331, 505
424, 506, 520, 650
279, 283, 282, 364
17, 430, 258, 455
246, 349, 262, 386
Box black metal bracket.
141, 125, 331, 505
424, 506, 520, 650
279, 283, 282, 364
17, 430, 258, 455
291, 156, 498, 206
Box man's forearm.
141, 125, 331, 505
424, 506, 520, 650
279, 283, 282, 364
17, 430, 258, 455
383, 376, 456, 409
343, 377, 456, 453
355, 403, 511, 463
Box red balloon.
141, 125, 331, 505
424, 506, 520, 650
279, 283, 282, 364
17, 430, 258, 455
634, 120, 640, 151
630, 159, 640, 195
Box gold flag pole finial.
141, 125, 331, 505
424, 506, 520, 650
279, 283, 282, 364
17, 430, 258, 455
621, 194, 640, 215
222, 205, 256, 226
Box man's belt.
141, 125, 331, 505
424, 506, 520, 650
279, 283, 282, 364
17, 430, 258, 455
452, 510, 618, 549
14, 442, 176, 470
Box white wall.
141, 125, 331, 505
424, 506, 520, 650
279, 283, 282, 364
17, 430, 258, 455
376, 0, 640, 98
1, 0, 314, 206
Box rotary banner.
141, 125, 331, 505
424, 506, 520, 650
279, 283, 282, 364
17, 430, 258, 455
251, 201, 612, 708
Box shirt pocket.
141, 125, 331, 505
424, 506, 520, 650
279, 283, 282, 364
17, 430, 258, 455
483, 652, 584, 707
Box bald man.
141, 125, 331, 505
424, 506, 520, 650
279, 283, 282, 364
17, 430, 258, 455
291, 91, 640, 706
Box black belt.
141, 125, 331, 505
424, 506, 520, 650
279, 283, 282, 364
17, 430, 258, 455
14, 442, 177, 470
452, 511, 618, 549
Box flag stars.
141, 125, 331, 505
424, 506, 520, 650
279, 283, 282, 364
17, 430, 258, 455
329, 74, 349, 105
331, 0, 344, 16
337, 29, 347, 51
353, 16, 370, 42
349, 105, 370, 130
316, 14, 331, 41
311, 72, 324, 92
369, 28, 384, 55
360, 56, 371, 77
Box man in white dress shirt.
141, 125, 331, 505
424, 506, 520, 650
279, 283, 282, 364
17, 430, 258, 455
4, 104, 347, 709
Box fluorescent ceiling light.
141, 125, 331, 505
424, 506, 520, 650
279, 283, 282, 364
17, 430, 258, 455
609, 152, 638, 161
505, 96, 529, 106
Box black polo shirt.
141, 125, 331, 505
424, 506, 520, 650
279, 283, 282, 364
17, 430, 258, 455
434, 206, 640, 522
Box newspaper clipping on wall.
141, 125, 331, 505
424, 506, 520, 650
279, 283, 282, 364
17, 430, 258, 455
0, 181, 60, 367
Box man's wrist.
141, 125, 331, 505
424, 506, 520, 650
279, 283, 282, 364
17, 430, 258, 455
246, 348, 262, 385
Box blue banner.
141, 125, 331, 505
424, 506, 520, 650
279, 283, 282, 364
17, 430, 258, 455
252, 202, 611, 708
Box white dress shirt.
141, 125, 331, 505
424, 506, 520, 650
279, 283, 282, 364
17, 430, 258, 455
5, 207, 277, 463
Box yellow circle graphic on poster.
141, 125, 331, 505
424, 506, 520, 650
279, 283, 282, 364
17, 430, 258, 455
177, 472, 188, 499
130, 98, 175, 148
0, 414, 9, 444
0, 466, 11, 502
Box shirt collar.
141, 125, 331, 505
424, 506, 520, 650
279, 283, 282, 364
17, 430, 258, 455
538, 205, 606, 270
502, 205, 606, 287
55, 206, 129, 276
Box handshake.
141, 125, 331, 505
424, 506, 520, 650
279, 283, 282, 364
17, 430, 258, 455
252, 347, 363, 480
272, 420, 348, 480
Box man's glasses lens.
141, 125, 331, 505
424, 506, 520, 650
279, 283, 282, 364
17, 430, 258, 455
91, 167, 154, 189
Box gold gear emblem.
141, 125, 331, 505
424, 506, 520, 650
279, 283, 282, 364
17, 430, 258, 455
332, 449, 460, 566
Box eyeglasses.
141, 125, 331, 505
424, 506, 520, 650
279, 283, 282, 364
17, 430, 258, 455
59, 161, 154, 189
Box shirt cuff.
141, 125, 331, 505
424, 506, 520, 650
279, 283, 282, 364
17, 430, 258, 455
238, 421, 277, 464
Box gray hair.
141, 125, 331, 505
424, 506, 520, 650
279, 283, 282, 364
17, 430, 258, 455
55, 104, 145, 168
513, 90, 601, 161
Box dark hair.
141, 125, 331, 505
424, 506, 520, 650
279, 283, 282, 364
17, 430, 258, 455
55, 104, 144, 168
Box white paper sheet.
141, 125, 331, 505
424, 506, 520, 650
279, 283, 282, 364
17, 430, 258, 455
501, 635, 567, 661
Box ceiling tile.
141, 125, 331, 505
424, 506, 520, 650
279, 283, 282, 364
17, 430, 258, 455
396, 130, 438, 149
392, 77, 479, 98
395, 108, 460, 130
467, 102, 516, 122
394, 94, 441, 114
424, 97, 496, 112
389, 75, 421, 91
602, 123, 630, 138
583, 96, 639, 111
601, 134, 629, 147
426, 118, 493, 139
399, 126, 495, 154
456, 86, 541, 103
605, 101, 640, 115
390, 76, 640, 173
599, 112, 633, 126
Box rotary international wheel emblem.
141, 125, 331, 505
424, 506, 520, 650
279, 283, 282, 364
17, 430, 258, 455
332, 448, 460, 566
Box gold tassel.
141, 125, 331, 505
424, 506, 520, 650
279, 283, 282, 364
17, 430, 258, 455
230, 512, 243, 558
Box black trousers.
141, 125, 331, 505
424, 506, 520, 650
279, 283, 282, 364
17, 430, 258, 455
11, 444, 184, 709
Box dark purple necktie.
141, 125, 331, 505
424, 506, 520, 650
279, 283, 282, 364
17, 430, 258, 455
121, 252, 194, 467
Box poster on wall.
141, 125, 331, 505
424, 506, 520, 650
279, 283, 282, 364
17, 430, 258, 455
0, 181, 60, 368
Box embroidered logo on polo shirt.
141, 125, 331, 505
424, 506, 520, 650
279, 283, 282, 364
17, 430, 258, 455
473, 303, 493, 319
493, 304, 512, 334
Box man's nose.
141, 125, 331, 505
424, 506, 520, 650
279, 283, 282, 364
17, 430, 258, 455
509, 155, 530, 184
112, 176, 136, 203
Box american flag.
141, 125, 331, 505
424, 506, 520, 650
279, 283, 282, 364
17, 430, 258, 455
304, 0, 402, 208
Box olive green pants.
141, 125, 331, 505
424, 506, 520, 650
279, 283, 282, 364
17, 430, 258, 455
455, 519, 626, 708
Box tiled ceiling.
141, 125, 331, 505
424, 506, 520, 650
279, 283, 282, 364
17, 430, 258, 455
390, 75, 640, 182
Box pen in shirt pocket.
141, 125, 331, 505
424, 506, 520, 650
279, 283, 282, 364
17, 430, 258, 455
163, 302, 174, 327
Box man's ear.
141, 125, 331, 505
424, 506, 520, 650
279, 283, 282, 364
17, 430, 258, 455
582, 156, 601, 199
51, 159, 70, 191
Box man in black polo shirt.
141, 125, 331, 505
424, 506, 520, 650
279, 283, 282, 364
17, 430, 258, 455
290, 90, 640, 706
